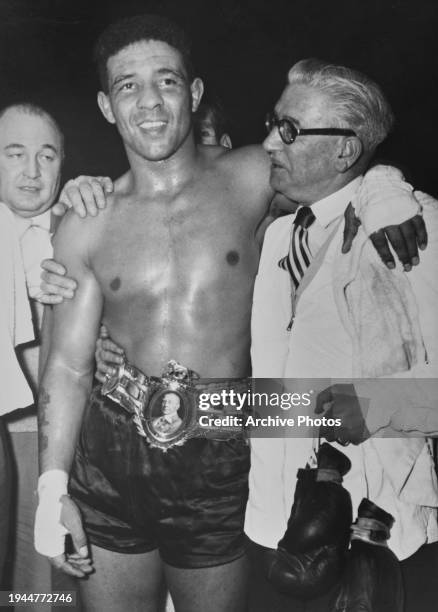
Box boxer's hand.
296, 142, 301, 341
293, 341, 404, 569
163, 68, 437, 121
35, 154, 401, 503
315, 384, 370, 445
53, 176, 113, 218
35, 472, 93, 578
37, 258, 77, 304
95, 324, 125, 383
342, 206, 427, 272
50, 496, 93, 578
368, 214, 427, 271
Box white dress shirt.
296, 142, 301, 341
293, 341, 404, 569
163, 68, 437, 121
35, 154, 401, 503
7, 210, 52, 431
13, 210, 52, 302
0, 203, 34, 416
247, 178, 438, 560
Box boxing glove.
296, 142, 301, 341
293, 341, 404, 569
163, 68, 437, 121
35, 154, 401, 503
332, 498, 404, 612
267, 443, 353, 599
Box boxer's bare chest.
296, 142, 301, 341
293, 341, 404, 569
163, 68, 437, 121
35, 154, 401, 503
91, 177, 260, 313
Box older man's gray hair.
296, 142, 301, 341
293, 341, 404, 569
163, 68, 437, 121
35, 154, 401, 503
288, 59, 394, 154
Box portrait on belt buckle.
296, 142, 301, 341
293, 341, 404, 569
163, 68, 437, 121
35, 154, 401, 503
142, 386, 197, 450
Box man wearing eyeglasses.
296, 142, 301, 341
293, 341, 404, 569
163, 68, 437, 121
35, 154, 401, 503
247, 59, 438, 612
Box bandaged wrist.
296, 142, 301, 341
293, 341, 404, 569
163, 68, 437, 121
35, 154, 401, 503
34, 469, 69, 557
37, 469, 69, 501
355, 165, 420, 236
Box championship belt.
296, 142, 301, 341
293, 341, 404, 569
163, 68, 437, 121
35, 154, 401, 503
101, 359, 249, 450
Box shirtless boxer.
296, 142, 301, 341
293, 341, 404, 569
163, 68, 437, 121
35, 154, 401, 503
35, 14, 426, 612
36, 15, 270, 612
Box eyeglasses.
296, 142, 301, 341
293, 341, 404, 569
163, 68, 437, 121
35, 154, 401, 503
265, 111, 357, 145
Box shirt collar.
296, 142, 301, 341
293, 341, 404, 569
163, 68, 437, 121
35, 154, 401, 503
10, 208, 52, 237
309, 176, 363, 229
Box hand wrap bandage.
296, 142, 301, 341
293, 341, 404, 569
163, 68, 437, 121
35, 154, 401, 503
355, 165, 420, 235
34, 469, 69, 557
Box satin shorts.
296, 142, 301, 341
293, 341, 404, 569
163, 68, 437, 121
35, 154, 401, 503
69, 386, 250, 568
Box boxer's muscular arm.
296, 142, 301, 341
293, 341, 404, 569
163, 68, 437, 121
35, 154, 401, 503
38, 175, 119, 304
35, 214, 101, 575
35, 175, 114, 305
38, 213, 103, 473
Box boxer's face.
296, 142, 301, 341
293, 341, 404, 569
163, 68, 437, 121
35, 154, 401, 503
0, 108, 62, 218
263, 83, 342, 205
98, 40, 203, 162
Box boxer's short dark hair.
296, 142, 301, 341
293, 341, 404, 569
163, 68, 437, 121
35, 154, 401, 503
94, 14, 194, 93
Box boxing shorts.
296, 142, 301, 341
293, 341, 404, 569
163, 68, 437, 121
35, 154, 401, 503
69, 360, 251, 568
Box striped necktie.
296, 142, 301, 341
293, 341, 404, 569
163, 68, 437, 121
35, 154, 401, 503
278, 206, 316, 289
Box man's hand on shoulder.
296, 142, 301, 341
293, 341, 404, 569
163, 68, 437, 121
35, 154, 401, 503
342, 165, 428, 270
52, 175, 113, 218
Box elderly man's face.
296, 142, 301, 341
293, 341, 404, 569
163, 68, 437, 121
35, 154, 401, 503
263, 83, 343, 205
162, 393, 181, 416
0, 108, 62, 218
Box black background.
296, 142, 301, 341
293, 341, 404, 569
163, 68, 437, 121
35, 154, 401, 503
1, 0, 437, 195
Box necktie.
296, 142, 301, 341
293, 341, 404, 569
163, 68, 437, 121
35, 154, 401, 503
278, 206, 316, 289
21, 220, 52, 300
